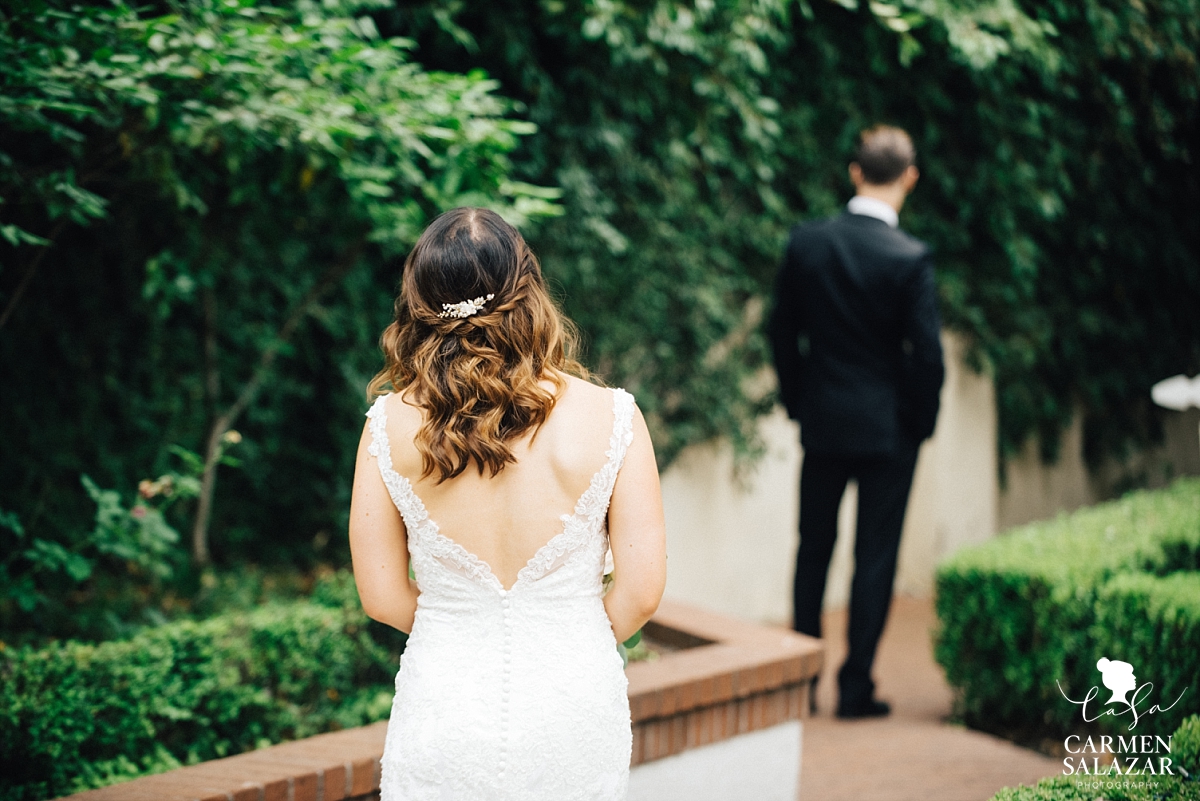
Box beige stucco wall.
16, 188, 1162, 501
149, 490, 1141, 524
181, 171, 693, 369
997, 406, 1200, 531
658, 405, 802, 625
659, 331, 996, 623
658, 331, 1200, 625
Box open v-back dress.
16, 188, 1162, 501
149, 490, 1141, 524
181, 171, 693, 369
365, 387, 636, 801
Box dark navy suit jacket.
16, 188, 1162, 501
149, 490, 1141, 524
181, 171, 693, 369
767, 211, 944, 455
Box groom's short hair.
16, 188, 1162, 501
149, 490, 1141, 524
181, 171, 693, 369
854, 125, 915, 185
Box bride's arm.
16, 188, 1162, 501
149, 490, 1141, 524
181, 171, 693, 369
349, 421, 419, 633
604, 405, 667, 643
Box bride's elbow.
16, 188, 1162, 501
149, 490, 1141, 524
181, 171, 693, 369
360, 595, 384, 620
358, 589, 416, 633
637, 588, 663, 621
363, 602, 414, 634
359, 596, 388, 624
629, 579, 666, 625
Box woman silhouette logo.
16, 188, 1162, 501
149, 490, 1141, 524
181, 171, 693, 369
1060, 656, 1185, 729
1096, 657, 1137, 707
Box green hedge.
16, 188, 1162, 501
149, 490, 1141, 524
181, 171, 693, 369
935, 477, 1200, 739
992, 774, 1200, 801
990, 714, 1200, 800
0, 573, 404, 801
1094, 572, 1200, 734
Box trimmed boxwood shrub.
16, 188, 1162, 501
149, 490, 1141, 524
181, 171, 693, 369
0, 572, 405, 801
1177, 715, 1200, 777
1094, 572, 1200, 736
935, 477, 1200, 739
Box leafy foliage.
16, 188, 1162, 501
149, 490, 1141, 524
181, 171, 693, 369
384, 0, 1198, 466
0, 0, 551, 613
990, 772, 1200, 801
1, 0, 1197, 638
0, 572, 403, 801
0, 437, 227, 643
935, 477, 1200, 740
1177, 714, 1200, 777
992, 713, 1200, 801
378, 0, 1044, 461
1093, 572, 1200, 740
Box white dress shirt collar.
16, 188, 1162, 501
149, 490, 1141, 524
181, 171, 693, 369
847, 195, 899, 228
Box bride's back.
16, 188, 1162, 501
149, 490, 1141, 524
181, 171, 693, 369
383, 374, 615, 589
352, 207, 664, 800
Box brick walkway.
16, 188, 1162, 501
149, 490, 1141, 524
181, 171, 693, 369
799, 596, 1058, 801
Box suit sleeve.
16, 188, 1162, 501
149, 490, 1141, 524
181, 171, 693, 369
898, 251, 944, 441
767, 232, 807, 421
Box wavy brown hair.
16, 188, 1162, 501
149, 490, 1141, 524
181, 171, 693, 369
367, 207, 590, 482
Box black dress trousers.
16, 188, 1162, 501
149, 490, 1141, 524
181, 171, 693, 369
791, 444, 919, 707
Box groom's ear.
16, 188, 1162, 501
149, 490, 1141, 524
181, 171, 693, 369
848, 163, 864, 189
901, 165, 920, 192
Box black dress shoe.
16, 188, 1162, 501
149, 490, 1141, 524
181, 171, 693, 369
835, 698, 891, 719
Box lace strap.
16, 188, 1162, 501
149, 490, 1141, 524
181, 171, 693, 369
365, 396, 393, 469
606, 387, 636, 480
365, 395, 429, 527
574, 387, 635, 522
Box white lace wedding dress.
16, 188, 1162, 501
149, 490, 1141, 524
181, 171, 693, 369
365, 387, 636, 801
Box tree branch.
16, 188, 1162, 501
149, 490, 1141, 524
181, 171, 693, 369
190, 246, 363, 564
0, 219, 69, 330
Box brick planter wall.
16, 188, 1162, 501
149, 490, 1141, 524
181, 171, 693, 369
627, 600, 821, 766
58, 600, 821, 801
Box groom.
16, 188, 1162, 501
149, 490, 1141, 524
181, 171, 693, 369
768, 125, 944, 718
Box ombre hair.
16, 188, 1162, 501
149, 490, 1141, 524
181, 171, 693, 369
367, 207, 590, 482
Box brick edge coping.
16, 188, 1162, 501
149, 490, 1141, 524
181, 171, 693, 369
60, 600, 822, 801
61, 723, 387, 801
627, 598, 821, 765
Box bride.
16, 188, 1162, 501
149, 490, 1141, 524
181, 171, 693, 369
349, 207, 667, 800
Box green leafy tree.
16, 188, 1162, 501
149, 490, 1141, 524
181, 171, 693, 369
0, 0, 553, 636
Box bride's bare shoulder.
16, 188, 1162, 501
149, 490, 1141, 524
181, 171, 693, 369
558, 372, 605, 392
554, 374, 616, 412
